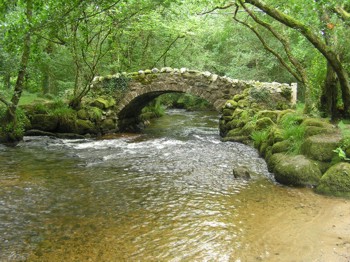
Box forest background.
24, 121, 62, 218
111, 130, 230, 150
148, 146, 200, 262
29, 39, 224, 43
0, 0, 349, 143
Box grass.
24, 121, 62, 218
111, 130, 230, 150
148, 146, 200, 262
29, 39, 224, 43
279, 113, 305, 154
251, 129, 269, 148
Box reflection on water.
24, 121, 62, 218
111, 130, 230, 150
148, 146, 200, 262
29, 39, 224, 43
0, 110, 349, 261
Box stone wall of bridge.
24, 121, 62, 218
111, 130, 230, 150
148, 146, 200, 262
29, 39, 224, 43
91, 67, 297, 131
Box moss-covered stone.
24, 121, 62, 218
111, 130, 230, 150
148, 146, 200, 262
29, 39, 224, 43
240, 122, 256, 135
273, 155, 322, 187
255, 117, 275, 130
267, 127, 284, 145
227, 119, 244, 129
76, 119, 97, 135
272, 140, 291, 154
267, 153, 286, 172
233, 94, 246, 102
101, 118, 116, 131
258, 141, 269, 155
222, 116, 233, 121
57, 117, 77, 133
301, 133, 342, 162
316, 162, 350, 197
91, 97, 116, 109
256, 110, 280, 123
77, 109, 89, 120
238, 99, 249, 108
222, 108, 235, 116
224, 100, 238, 109
301, 118, 333, 128
304, 126, 334, 138
30, 114, 58, 132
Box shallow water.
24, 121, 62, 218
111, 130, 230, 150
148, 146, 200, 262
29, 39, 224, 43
0, 110, 349, 261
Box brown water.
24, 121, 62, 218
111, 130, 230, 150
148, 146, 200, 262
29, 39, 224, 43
0, 110, 349, 261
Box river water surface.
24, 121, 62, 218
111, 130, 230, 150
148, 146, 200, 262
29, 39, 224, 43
0, 109, 350, 261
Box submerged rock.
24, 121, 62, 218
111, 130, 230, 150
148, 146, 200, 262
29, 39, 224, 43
232, 166, 253, 180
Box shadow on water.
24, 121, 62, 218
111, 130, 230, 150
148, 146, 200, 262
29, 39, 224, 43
0, 109, 349, 261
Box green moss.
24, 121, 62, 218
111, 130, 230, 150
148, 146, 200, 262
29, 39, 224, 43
256, 110, 280, 122
224, 100, 238, 109
272, 140, 292, 154
316, 163, 350, 197
273, 155, 322, 187
255, 117, 275, 130
301, 133, 342, 162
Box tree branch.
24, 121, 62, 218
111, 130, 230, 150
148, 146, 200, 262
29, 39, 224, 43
197, 3, 235, 15
334, 5, 350, 21
233, 5, 302, 83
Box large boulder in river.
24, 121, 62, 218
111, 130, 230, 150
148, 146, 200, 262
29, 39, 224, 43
271, 154, 322, 187
301, 133, 342, 162
316, 162, 350, 197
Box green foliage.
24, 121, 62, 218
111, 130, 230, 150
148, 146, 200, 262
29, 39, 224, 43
280, 113, 306, 154
0, 107, 28, 142
142, 98, 165, 119
333, 147, 350, 161
338, 121, 350, 147
251, 129, 270, 148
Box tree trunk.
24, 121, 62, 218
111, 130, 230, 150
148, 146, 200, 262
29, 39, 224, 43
245, 0, 350, 116
320, 62, 338, 119
1, 0, 33, 144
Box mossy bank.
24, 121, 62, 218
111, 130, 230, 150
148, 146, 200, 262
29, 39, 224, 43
220, 85, 350, 198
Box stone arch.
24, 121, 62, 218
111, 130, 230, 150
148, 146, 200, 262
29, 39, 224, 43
92, 67, 297, 131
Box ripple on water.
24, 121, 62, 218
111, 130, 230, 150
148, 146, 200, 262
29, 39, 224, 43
5, 110, 347, 261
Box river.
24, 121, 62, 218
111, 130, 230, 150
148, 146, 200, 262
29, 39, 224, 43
0, 109, 349, 261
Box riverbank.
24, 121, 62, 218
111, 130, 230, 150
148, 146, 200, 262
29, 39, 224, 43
219, 86, 350, 198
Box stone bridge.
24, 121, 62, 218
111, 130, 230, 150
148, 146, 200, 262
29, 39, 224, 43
92, 67, 297, 131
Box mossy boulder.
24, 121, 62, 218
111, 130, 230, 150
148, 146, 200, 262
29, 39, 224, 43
267, 127, 284, 145
30, 114, 58, 132
272, 140, 291, 154
240, 122, 256, 135
91, 97, 116, 109
222, 108, 235, 116
237, 99, 249, 108
233, 94, 246, 102
101, 118, 116, 132
267, 153, 285, 172
273, 155, 322, 187
256, 117, 275, 130
57, 117, 77, 133
301, 133, 342, 162
256, 110, 280, 123
76, 119, 97, 135
316, 162, 350, 197
301, 118, 333, 128
224, 100, 238, 109
77, 109, 89, 120
304, 126, 334, 138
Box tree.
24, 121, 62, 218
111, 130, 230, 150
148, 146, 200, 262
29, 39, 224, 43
242, 0, 350, 117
